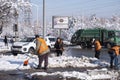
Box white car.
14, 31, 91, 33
11, 36, 56, 55
11, 37, 36, 55
44, 36, 56, 49
62, 40, 72, 46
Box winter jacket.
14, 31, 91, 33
54, 42, 64, 51
110, 46, 120, 56
95, 40, 102, 51
36, 38, 49, 55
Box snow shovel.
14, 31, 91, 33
23, 58, 29, 66
23, 53, 38, 66
23, 53, 34, 66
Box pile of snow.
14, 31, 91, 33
48, 56, 109, 68
0, 54, 35, 71
29, 69, 119, 80
0, 53, 109, 71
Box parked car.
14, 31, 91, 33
11, 36, 56, 55
62, 40, 72, 46
44, 36, 56, 50
11, 36, 36, 55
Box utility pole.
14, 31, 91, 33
43, 0, 45, 38
14, 8, 18, 41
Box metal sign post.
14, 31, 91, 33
59, 29, 62, 37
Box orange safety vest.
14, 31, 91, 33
95, 40, 102, 51
111, 46, 120, 56
37, 38, 49, 54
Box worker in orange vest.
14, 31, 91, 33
35, 35, 50, 70
94, 39, 102, 59
108, 45, 120, 69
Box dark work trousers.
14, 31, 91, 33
56, 50, 63, 56
38, 53, 49, 68
109, 53, 115, 68
95, 50, 100, 59
109, 52, 118, 68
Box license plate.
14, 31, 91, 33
13, 48, 21, 51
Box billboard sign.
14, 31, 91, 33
52, 16, 69, 29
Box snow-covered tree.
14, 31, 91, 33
0, 2, 13, 34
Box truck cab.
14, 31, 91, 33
105, 31, 120, 48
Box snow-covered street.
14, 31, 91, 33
0, 0, 120, 80
0, 45, 120, 80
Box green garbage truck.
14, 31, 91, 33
71, 28, 120, 48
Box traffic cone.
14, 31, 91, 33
23, 59, 29, 66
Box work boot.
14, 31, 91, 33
35, 65, 41, 69
35, 67, 41, 69
110, 65, 113, 69
43, 67, 47, 70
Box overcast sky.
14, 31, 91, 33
31, 0, 120, 22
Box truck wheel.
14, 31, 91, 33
29, 48, 35, 54
107, 43, 111, 48
80, 42, 86, 49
